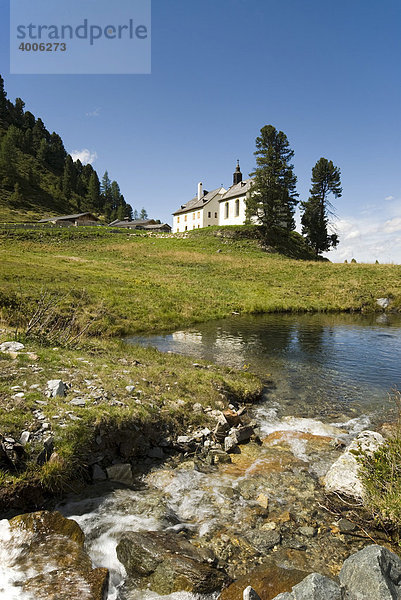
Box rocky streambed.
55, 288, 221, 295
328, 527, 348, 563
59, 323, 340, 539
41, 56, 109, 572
1, 398, 390, 600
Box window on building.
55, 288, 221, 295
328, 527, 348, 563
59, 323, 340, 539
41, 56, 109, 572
193, 212, 195, 220
185, 226, 187, 231
198, 224, 200, 228
197, 211, 200, 218
208, 211, 211, 218
177, 216, 180, 223
235, 198, 240, 217
225, 202, 229, 219
214, 212, 217, 218
184, 214, 187, 221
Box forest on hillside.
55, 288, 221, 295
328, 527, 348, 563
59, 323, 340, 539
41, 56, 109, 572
0, 75, 134, 222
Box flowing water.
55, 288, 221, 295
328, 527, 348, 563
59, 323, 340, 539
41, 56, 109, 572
2, 313, 401, 600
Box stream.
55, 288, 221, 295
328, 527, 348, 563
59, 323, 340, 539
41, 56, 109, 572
3, 313, 401, 600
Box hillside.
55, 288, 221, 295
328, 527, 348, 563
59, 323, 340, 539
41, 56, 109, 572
0, 227, 400, 337
0, 75, 131, 223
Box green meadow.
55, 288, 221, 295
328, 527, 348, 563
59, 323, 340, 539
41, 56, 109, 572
1, 225, 400, 502
1, 226, 400, 337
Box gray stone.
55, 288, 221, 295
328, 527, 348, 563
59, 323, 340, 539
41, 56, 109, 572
243, 586, 262, 600
338, 518, 357, 533
298, 525, 316, 537
0, 341, 25, 352
125, 385, 136, 393
232, 425, 254, 444
69, 398, 86, 407
376, 297, 391, 309
340, 544, 401, 599
106, 463, 133, 485
92, 464, 107, 481
324, 430, 384, 499
148, 447, 164, 459
291, 573, 341, 599
224, 434, 239, 453
116, 530, 229, 595
177, 435, 194, 444
20, 431, 30, 446
273, 595, 293, 600
46, 379, 67, 398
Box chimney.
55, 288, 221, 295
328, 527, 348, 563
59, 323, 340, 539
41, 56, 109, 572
197, 182, 203, 200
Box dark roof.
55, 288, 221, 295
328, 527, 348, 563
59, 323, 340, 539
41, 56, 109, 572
38, 212, 99, 223
173, 187, 225, 216
143, 223, 172, 230
220, 179, 253, 201
108, 219, 156, 228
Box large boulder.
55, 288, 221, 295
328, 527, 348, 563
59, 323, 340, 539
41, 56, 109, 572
116, 530, 229, 594
273, 573, 341, 599
324, 430, 384, 499
7, 511, 109, 600
339, 544, 401, 599
220, 559, 308, 600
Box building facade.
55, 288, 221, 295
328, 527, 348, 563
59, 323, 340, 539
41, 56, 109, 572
172, 184, 226, 233
172, 162, 255, 233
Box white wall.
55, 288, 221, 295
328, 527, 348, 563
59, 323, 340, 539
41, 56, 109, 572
219, 194, 248, 226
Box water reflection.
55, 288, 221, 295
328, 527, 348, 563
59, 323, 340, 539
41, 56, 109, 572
127, 313, 401, 423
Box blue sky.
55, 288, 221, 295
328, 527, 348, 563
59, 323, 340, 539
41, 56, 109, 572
1, 0, 400, 262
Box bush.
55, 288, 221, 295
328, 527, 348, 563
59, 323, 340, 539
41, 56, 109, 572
359, 390, 401, 536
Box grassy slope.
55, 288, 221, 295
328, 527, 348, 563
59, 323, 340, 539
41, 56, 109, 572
0, 227, 400, 337
0, 226, 400, 500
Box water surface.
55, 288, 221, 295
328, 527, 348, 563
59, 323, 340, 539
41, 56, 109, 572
128, 313, 401, 423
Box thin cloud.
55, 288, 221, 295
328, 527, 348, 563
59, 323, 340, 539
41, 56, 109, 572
85, 107, 101, 117
70, 149, 98, 165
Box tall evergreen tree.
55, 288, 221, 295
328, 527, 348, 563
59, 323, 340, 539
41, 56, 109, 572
100, 171, 112, 217
85, 171, 100, 211
140, 207, 148, 219
246, 125, 298, 232
301, 157, 342, 256
0, 75, 10, 126
37, 138, 49, 163
62, 155, 76, 201
48, 132, 66, 172
13, 98, 25, 128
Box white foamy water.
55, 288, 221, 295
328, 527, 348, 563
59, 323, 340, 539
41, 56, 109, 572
61, 490, 162, 600
0, 520, 35, 600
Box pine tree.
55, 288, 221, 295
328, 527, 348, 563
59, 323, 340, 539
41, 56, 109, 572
37, 138, 49, 163
85, 172, 100, 211
0, 126, 18, 185
13, 98, 25, 128
62, 155, 76, 201
140, 207, 148, 219
246, 125, 298, 232
100, 171, 112, 217
9, 182, 23, 207
133, 209, 139, 220
48, 132, 66, 172
0, 75, 10, 126
301, 157, 342, 256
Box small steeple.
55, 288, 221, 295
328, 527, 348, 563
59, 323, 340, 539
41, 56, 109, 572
233, 159, 242, 185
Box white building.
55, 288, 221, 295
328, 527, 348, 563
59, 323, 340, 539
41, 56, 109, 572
172, 184, 226, 233
172, 162, 255, 232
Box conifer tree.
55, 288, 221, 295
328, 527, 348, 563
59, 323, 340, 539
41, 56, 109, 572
0, 75, 10, 126
37, 138, 49, 163
301, 157, 342, 256
13, 98, 25, 128
140, 207, 148, 219
246, 125, 298, 232
62, 155, 76, 201
86, 172, 100, 211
